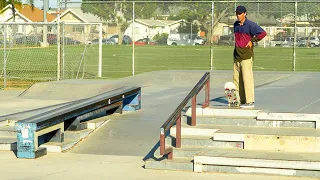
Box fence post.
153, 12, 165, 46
210, 1, 214, 70
98, 23, 102, 77
3, 24, 7, 89
61, 22, 65, 80
292, 0, 297, 72
57, 6, 61, 81
132, 1, 135, 76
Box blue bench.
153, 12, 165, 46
15, 86, 141, 159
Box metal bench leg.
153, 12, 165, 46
16, 123, 47, 159
123, 91, 141, 111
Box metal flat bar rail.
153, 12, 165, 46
0, 98, 89, 124
160, 72, 210, 160
15, 86, 141, 159
20, 86, 140, 131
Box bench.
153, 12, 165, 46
15, 86, 141, 159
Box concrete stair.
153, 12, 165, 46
144, 107, 320, 178
164, 135, 243, 150
194, 148, 320, 177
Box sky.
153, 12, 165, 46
30, 0, 82, 9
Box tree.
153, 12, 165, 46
81, 0, 158, 44
0, 0, 34, 22
164, 1, 234, 44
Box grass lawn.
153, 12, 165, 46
101, 45, 320, 78
0, 45, 319, 87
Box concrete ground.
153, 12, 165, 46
0, 70, 319, 180
0, 151, 315, 180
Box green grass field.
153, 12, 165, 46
0, 45, 319, 84
101, 45, 320, 78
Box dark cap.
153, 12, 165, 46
235, 5, 246, 13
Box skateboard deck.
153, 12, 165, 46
224, 82, 240, 107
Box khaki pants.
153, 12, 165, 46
233, 57, 254, 104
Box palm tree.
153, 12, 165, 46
0, 0, 34, 22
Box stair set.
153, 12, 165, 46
145, 107, 320, 178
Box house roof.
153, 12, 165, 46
69, 8, 103, 23
51, 8, 103, 23
4, 12, 32, 22
135, 19, 184, 27
17, 4, 56, 22
1, 4, 56, 22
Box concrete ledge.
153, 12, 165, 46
257, 112, 320, 128
170, 126, 219, 137
213, 133, 245, 142
165, 135, 243, 149
0, 142, 16, 151
186, 107, 261, 118
189, 115, 315, 128
212, 125, 320, 152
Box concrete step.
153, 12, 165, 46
64, 129, 93, 140
154, 146, 232, 158
185, 107, 261, 118
0, 137, 17, 150
165, 135, 243, 149
0, 119, 16, 127
40, 117, 109, 153
194, 148, 320, 178
0, 125, 17, 137
184, 115, 315, 128
40, 138, 79, 153
211, 125, 320, 153
171, 124, 320, 153
83, 117, 108, 129
186, 107, 320, 129
145, 157, 193, 171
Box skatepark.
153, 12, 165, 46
0, 70, 320, 180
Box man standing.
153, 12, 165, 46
233, 5, 266, 108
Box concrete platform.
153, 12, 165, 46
1, 70, 320, 179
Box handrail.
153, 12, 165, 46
159, 72, 210, 159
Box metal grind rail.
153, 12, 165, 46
160, 72, 210, 160
15, 86, 141, 158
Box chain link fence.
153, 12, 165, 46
0, 22, 102, 89
1, 0, 320, 88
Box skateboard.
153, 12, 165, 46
224, 82, 240, 107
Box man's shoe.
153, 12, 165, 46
240, 102, 255, 108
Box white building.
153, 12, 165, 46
124, 19, 184, 41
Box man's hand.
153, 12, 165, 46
246, 41, 253, 48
